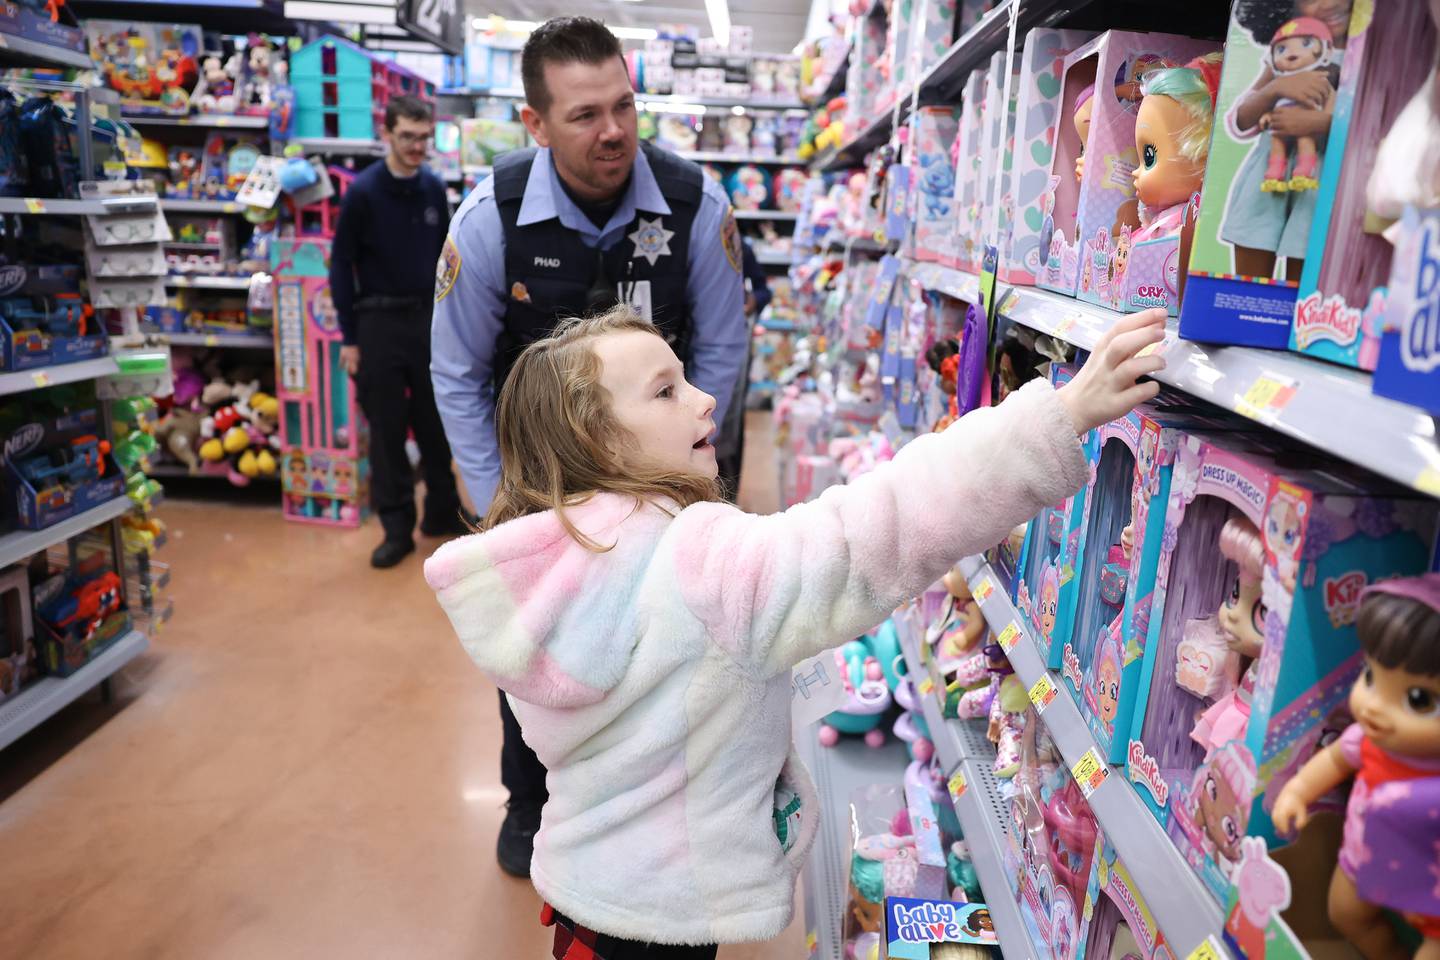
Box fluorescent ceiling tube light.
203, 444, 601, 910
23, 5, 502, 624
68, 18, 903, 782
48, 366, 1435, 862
470, 16, 653, 39
286, 0, 395, 22
704, 0, 730, 47
610, 25, 658, 40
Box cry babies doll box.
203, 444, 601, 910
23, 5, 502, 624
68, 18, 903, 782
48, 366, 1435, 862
999, 28, 1096, 286
1123, 432, 1438, 906
1038, 31, 1219, 301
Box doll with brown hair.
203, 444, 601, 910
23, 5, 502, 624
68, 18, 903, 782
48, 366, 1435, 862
1273, 575, 1440, 960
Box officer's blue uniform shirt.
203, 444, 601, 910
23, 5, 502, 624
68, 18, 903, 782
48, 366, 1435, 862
431, 146, 748, 512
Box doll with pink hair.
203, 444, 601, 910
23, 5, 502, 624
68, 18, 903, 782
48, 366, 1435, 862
1181, 740, 1258, 880
1190, 516, 1267, 756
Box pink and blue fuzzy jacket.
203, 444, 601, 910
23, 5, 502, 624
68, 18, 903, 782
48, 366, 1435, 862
424, 378, 1088, 945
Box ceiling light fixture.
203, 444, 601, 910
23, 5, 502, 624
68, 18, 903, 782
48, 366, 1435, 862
703, 0, 730, 48
470, 16, 654, 40
610, 25, 659, 40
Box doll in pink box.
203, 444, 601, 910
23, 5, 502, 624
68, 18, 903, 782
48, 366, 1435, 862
1273, 575, 1440, 960
1131, 54, 1224, 244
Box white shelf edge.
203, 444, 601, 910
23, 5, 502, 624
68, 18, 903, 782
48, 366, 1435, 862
0, 356, 121, 397
957, 555, 1228, 959
160, 199, 246, 214
164, 332, 272, 348
0, 496, 134, 569
676, 151, 807, 165
0, 629, 149, 752
121, 113, 269, 129
164, 276, 253, 290
294, 138, 385, 156
0, 33, 92, 70
733, 210, 799, 221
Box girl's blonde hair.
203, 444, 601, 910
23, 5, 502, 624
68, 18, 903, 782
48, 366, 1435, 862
482, 305, 724, 548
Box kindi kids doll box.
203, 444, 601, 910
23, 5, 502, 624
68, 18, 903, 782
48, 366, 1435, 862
270, 235, 371, 529
998, 28, 1096, 286
946, 70, 988, 274
1083, 835, 1173, 960
1178, 0, 1358, 351
1122, 432, 1439, 908
1038, 32, 1219, 301
1287, 3, 1438, 370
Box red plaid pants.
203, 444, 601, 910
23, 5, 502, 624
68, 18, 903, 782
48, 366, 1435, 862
539, 904, 718, 960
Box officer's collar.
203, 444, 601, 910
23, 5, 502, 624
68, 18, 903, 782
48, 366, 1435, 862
517, 147, 671, 229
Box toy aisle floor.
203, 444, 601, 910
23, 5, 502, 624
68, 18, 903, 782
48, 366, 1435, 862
0, 411, 802, 960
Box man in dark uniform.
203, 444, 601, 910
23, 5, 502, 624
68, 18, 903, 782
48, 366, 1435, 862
431, 18, 748, 877
331, 96, 467, 569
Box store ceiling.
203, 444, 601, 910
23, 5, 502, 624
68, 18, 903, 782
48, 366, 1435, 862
467, 0, 814, 54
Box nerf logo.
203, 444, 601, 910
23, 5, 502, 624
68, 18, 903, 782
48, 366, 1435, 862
0, 265, 24, 296
1324, 571, 1369, 628
1401, 219, 1440, 373
1293, 291, 1362, 349
1128, 740, 1170, 807
3, 423, 44, 460
1062, 643, 1083, 693
533, 257, 561, 269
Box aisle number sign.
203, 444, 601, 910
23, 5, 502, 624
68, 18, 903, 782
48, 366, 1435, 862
1072, 748, 1109, 797
947, 771, 967, 802
996, 621, 1021, 652
1235, 373, 1298, 424
1029, 675, 1057, 712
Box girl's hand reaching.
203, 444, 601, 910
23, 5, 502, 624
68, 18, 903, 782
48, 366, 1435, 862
1056, 308, 1167, 435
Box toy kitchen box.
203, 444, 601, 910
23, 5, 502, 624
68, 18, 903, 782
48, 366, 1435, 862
3, 407, 125, 532
0, 264, 107, 372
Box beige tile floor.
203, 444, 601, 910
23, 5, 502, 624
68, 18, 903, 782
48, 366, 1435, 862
0, 412, 801, 959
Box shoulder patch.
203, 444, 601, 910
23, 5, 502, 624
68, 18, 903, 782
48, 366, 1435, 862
721, 209, 742, 274
435, 235, 461, 302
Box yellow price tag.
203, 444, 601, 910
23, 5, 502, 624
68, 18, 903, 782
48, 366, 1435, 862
1029, 675, 1057, 712
0, 34, 8, 47
216, 116, 232, 127
1055, 315, 1080, 339
204, 335, 219, 347
918, 675, 934, 697
223, 203, 238, 213
806, 931, 818, 954
1184, 935, 1227, 960
1071, 747, 1110, 797
31, 371, 50, 387
24, 198, 44, 213
1137, 334, 1173, 358
973, 578, 994, 602
947, 771, 967, 802
1235, 373, 1298, 421
997, 621, 1021, 652
999, 289, 1020, 316
1416, 466, 1440, 497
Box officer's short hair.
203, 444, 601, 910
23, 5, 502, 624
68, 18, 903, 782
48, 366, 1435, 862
384, 95, 433, 131
522, 17, 625, 115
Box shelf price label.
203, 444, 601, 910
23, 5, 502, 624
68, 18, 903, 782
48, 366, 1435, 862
31, 371, 49, 388
1029, 675, 1057, 713
1071, 748, 1109, 797
204, 335, 219, 347
1184, 935, 1229, 960
996, 621, 1021, 652
917, 675, 934, 697
973, 577, 995, 602
1054, 314, 1082, 339
1235, 373, 1298, 424
947, 770, 967, 802
1416, 466, 1440, 498
806, 931, 818, 955
24, 198, 44, 214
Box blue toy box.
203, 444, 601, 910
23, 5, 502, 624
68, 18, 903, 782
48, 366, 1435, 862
3, 407, 127, 531
1372, 206, 1440, 416
0, 265, 107, 372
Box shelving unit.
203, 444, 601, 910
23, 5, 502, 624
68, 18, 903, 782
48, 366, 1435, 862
164, 331, 273, 348
0, 197, 158, 216
0, 629, 150, 751
640, 93, 807, 111
900, 258, 1440, 497
294, 138, 385, 157
755, 251, 793, 267
0, 32, 93, 70
733, 210, 799, 221
165, 276, 253, 291
161, 199, 245, 214
677, 151, 806, 165
122, 113, 270, 129
952, 555, 1229, 958
794, 726, 910, 960
0, 497, 135, 569
0, 358, 122, 397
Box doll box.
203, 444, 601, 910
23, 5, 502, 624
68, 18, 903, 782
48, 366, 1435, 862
1044, 31, 1220, 304
998, 28, 1096, 286
1124, 433, 1439, 905
912, 107, 959, 264
1179, 0, 1355, 350
981, 50, 1020, 271
1288, 3, 1437, 370
1372, 206, 1440, 416
947, 70, 988, 274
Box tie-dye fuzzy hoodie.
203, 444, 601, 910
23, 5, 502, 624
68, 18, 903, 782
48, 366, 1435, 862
424, 378, 1088, 945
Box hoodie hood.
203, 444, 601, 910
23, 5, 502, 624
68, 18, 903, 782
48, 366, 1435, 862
424, 493, 671, 709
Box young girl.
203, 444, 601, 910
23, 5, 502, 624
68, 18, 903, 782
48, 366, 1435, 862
425, 304, 1167, 958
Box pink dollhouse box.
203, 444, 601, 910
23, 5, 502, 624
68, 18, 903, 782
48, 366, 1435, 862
999, 28, 1095, 286
1039, 31, 1218, 301
1124, 432, 1438, 908
271, 237, 371, 528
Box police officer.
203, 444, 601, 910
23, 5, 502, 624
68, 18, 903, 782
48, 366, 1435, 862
431, 17, 748, 878
331, 95, 467, 568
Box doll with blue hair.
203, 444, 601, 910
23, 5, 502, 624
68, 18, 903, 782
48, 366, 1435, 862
1131, 54, 1224, 243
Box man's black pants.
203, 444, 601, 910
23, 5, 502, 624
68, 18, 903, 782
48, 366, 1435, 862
500, 690, 549, 805
354, 298, 462, 542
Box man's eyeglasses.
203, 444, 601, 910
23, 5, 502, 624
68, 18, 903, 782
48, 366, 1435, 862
392, 132, 433, 146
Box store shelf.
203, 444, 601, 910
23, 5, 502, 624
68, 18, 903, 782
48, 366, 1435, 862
733, 210, 798, 221
0, 497, 134, 570
794, 721, 910, 960
677, 151, 806, 165
438, 85, 525, 98
955, 554, 1227, 958
997, 283, 1440, 497
823, 233, 888, 255
295, 138, 385, 156
755, 251, 793, 267
160, 199, 245, 214
0, 357, 121, 397
69, 0, 297, 34
818, 109, 895, 173
121, 112, 269, 129
916, 0, 1014, 104
0, 196, 157, 216
165, 331, 272, 348
0, 629, 149, 752
905, 261, 981, 303
640, 93, 807, 111
164, 275, 252, 291
0, 32, 92, 70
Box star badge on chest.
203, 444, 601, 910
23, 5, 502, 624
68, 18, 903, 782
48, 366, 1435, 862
628, 216, 675, 267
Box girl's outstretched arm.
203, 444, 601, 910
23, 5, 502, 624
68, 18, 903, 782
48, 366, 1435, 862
669, 311, 1166, 676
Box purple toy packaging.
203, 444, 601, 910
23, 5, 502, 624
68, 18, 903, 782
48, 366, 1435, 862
1372, 206, 1440, 416
1123, 432, 1438, 918
999, 28, 1096, 286
1039, 31, 1218, 301
1287, 3, 1438, 369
